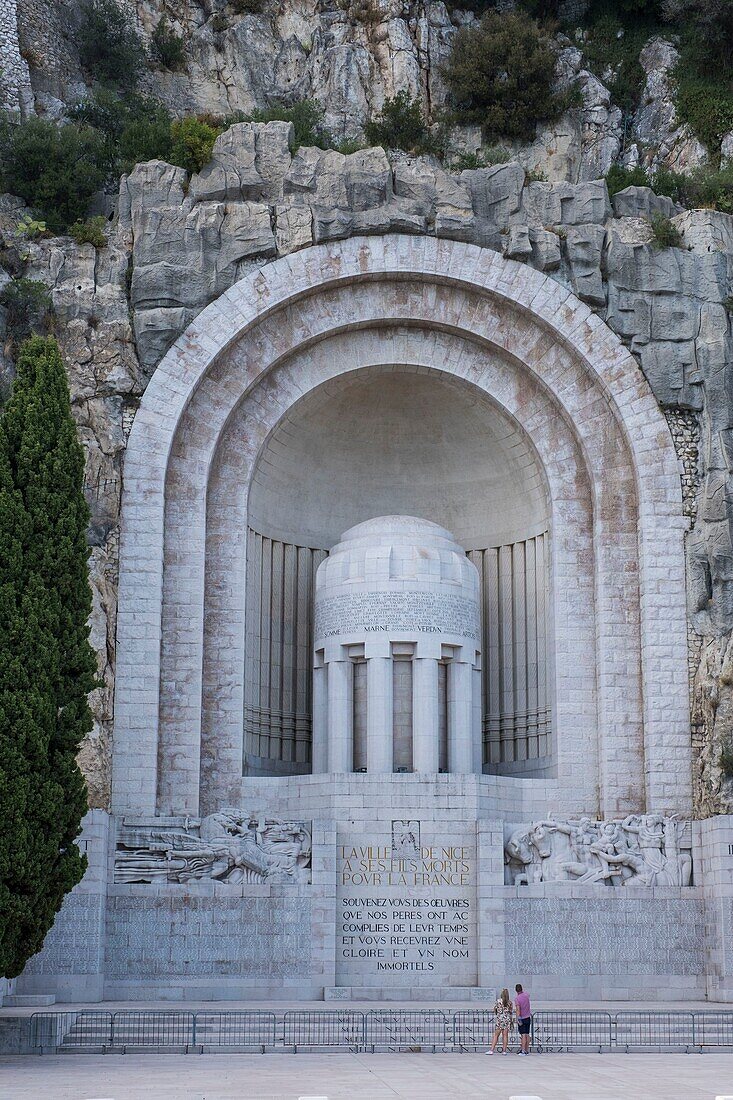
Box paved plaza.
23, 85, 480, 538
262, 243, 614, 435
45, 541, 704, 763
2, 1053, 733, 1100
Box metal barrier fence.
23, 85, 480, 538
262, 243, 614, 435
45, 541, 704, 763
192, 1011, 277, 1052
531, 1010, 613, 1052
27, 1008, 733, 1054
365, 1010, 450, 1052
284, 1010, 364, 1050
614, 1011, 696, 1053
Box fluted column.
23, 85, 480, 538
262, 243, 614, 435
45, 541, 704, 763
413, 657, 440, 773
472, 664, 483, 774
367, 656, 393, 773
448, 660, 473, 774
327, 659, 353, 772
312, 662, 327, 773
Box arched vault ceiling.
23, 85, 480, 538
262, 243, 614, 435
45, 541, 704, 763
246, 365, 550, 550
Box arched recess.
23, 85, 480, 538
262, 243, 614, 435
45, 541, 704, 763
226, 363, 555, 785
112, 235, 691, 820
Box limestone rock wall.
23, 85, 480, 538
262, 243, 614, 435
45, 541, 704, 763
2, 125, 733, 814
0, 0, 713, 182
0, 0, 33, 117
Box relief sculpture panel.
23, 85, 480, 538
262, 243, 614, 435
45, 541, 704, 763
115, 809, 312, 884
505, 815, 693, 887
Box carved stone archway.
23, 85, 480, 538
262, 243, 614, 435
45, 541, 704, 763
112, 235, 691, 819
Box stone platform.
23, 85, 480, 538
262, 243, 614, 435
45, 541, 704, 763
9, 790, 733, 1006
2, 1051, 733, 1100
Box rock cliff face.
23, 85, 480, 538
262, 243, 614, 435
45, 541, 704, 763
0, 0, 712, 179
1, 1, 733, 814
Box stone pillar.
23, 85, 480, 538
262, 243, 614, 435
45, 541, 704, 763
327, 659, 353, 772
413, 657, 440, 773
472, 664, 483, 774
366, 652, 393, 774
312, 662, 327, 773
449, 660, 473, 773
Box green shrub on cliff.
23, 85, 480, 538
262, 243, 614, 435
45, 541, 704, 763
0, 279, 53, 345
0, 336, 96, 978
0, 117, 107, 232
443, 11, 573, 140
77, 0, 146, 89
71, 89, 174, 173
240, 100, 330, 150
151, 16, 187, 72
168, 116, 222, 173
364, 91, 437, 153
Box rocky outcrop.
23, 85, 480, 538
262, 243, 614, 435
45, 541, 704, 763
631, 37, 708, 174
4, 0, 626, 185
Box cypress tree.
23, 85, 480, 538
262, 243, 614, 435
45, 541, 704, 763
0, 336, 96, 978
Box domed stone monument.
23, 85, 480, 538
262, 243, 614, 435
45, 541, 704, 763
313, 516, 481, 776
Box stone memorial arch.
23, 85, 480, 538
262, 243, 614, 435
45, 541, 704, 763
113, 234, 691, 823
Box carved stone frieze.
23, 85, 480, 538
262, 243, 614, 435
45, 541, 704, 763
505, 815, 692, 887
114, 808, 312, 884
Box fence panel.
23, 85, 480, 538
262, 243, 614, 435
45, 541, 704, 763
111, 1011, 195, 1049
531, 1011, 613, 1053
452, 1010, 495, 1050
615, 1011, 696, 1051
30, 1011, 113, 1052
283, 1010, 364, 1050
694, 1012, 733, 1049
365, 1010, 449, 1052
194, 1011, 276, 1051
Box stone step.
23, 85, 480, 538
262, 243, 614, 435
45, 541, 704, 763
3, 994, 56, 1007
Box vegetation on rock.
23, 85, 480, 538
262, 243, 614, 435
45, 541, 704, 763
605, 161, 733, 213
443, 11, 574, 140
71, 89, 174, 174
151, 16, 187, 72
69, 216, 108, 249
0, 117, 107, 233
364, 91, 437, 154
169, 116, 222, 174
0, 279, 53, 346
649, 211, 683, 248
0, 336, 96, 979
663, 0, 733, 71
77, 0, 146, 89
240, 100, 330, 150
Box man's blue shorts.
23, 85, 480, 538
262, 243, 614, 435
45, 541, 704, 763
517, 1017, 531, 1035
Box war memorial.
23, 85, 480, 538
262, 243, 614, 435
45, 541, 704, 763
0, 229, 727, 1011
4, 16, 733, 1089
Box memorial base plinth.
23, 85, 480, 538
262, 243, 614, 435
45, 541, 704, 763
10, 779, 733, 1005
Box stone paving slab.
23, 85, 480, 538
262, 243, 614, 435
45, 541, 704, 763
2, 1052, 733, 1100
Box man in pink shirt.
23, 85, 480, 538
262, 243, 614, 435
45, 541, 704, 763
515, 984, 531, 1055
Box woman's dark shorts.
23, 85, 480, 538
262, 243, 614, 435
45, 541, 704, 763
518, 1017, 531, 1035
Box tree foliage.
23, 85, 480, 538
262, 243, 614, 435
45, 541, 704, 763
241, 100, 330, 150
0, 279, 53, 345
364, 91, 436, 153
0, 117, 108, 233
0, 336, 96, 979
77, 0, 146, 89
443, 11, 570, 140
151, 16, 186, 72
663, 0, 733, 71
71, 88, 174, 174
168, 116, 222, 173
